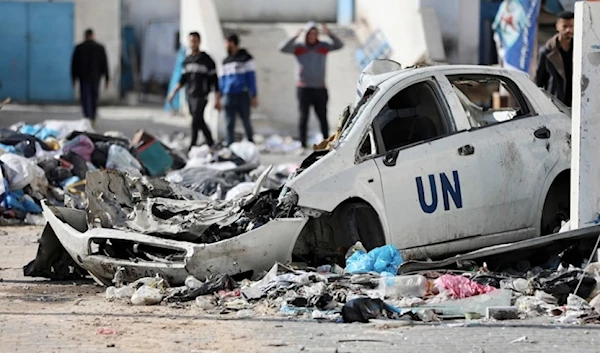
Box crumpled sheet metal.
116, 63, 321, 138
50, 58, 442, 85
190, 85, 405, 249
127, 197, 244, 242
86, 167, 271, 242
41, 201, 308, 286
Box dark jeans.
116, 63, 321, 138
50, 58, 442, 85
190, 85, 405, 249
297, 87, 329, 147
188, 96, 214, 148
80, 80, 100, 120
223, 92, 254, 146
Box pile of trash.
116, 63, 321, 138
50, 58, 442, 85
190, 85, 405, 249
102, 242, 600, 325
0, 120, 299, 225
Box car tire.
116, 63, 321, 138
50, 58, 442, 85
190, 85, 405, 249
336, 202, 386, 251
541, 179, 570, 235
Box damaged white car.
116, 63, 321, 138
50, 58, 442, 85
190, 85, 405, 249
290, 60, 571, 262
37, 60, 572, 285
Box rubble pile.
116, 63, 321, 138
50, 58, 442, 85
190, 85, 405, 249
103, 242, 600, 325
0, 120, 298, 225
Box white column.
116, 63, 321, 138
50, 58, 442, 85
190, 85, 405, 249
179, 0, 226, 142
571, 1, 600, 229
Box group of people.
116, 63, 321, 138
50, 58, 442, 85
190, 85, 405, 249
166, 21, 344, 149
70, 12, 574, 151
71, 22, 344, 150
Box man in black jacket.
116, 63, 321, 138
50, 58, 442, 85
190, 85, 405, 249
535, 11, 575, 107
71, 29, 109, 123
168, 32, 220, 149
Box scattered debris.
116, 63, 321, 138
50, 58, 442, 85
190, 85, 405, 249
96, 328, 117, 335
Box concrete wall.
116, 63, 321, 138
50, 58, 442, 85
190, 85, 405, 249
215, 0, 337, 22
122, 0, 180, 46
421, 0, 480, 64
3, 0, 121, 101
355, 0, 446, 66
355, 0, 480, 66
180, 0, 227, 141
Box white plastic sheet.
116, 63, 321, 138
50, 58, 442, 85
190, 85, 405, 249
0, 154, 46, 191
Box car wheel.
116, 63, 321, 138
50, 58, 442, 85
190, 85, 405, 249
541, 171, 570, 236
336, 202, 386, 251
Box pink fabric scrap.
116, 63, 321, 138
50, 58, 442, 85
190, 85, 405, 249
434, 274, 495, 299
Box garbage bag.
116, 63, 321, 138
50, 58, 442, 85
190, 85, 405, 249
229, 141, 260, 165
23, 224, 87, 280
345, 244, 403, 275
63, 134, 95, 161
131, 285, 164, 305
43, 119, 93, 139
2, 189, 42, 213
63, 151, 88, 179
0, 154, 46, 191
534, 269, 597, 305
166, 274, 237, 302
433, 274, 496, 299
0, 128, 52, 151
345, 250, 374, 274
341, 297, 400, 323
106, 145, 143, 172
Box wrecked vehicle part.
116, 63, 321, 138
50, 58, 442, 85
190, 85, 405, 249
166, 274, 237, 302
398, 224, 600, 274
23, 223, 87, 281
85, 167, 274, 242
86, 169, 208, 231
165, 166, 247, 198
42, 201, 308, 286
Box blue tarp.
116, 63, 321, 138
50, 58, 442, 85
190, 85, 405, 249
492, 0, 541, 72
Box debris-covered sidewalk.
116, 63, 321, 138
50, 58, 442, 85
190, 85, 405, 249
3, 226, 600, 353
98, 238, 600, 326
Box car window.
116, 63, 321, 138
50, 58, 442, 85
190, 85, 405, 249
357, 130, 375, 160
372, 79, 450, 153
448, 74, 534, 129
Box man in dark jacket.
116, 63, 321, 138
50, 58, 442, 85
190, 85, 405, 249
168, 32, 220, 149
279, 22, 344, 148
218, 34, 257, 146
71, 29, 109, 123
535, 11, 575, 107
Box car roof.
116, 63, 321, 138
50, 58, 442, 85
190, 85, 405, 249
364, 63, 529, 87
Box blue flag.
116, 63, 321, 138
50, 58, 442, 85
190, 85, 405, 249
492, 0, 541, 72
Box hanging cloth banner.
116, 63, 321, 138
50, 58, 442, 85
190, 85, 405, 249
492, 0, 542, 72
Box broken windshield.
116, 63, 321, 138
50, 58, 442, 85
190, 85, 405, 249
339, 86, 378, 140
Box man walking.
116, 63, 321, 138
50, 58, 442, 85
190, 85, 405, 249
168, 32, 220, 149
535, 11, 575, 107
218, 34, 257, 146
71, 29, 109, 124
279, 22, 343, 148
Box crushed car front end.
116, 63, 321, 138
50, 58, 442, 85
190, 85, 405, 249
42, 201, 308, 286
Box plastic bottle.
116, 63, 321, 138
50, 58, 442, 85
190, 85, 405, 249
378, 275, 431, 298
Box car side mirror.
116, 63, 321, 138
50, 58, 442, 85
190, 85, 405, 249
383, 149, 399, 167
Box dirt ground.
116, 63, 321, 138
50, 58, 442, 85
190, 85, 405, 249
3, 226, 600, 353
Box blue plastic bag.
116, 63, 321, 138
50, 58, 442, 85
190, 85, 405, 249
1, 189, 42, 214
345, 250, 374, 274
371, 245, 403, 274
345, 245, 403, 275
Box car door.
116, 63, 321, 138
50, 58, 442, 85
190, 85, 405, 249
445, 72, 560, 238
371, 74, 492, 254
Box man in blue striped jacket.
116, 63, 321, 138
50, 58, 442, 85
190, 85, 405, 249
218, 34, 257, 146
